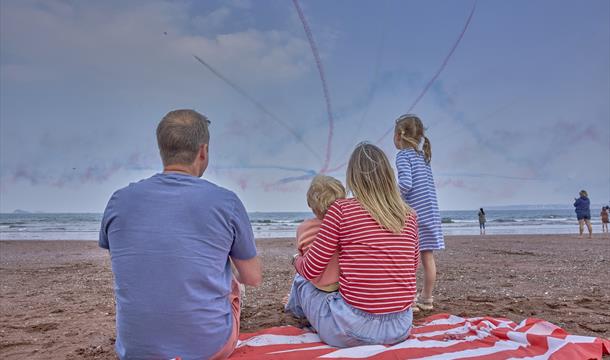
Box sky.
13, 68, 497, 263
0, 0, 609, 213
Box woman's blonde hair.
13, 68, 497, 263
346, 143, 412, 233
307, 175, 346, 219
394, 114, 432, 163
579, 190, 588, 198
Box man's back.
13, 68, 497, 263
100, 173, 256, 359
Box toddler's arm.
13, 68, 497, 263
295, 203, 342, 280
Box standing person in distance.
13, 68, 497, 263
573, 190, 592, 239
478, 208, 486, 235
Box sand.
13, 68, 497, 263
1, 234, 609, 359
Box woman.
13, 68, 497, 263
478, 208, 486, 235
285, 143, 419, 348
574, 190, 592, 239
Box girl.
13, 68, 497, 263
394, 114, 444, 311
286, 143, 419, 347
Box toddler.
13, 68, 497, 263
297, 175, 346, 292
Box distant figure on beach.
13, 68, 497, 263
600, 206, 609, 234
478, 208, 486, 235
394, 114, 444, 312
286, 143, 419, 348
99, 110, 261, 359
294, 175, 345, 292
573, 190, 592, 239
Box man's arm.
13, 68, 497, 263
231, 256, 262, 287
229, 195, 262, 287
99, 192, 118, 250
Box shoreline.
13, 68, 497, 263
1, 235, 609, 359
3, 231, 610, 242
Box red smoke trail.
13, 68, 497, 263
292, 0, 335, 174
192, 55, 322, 162
325, 0, 477, 174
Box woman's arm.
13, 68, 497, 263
411, 215, 420, 272
294, 201, 342, 280
396, 151, 412, 196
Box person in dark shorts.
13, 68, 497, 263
573, 190, 592, 239
478, 208, 486, 235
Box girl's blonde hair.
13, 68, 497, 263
346, 143, 412, 233
307, 175, 346, 219
394, 114, 432, 163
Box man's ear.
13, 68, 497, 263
199, 144, 208, 160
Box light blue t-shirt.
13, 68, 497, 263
99, 173, 257, 360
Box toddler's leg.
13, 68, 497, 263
420, 250, 436, 300
284, 274, 307, 318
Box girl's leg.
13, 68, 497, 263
585, 219, 593, 238
420, 250, 436, 301
578, 219, 584, 237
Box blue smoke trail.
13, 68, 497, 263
373, 0, 478, 146
326, 0, 478, 173
214, 164, 317, 175
192, 54, 322, 162
436, 172, 546, 181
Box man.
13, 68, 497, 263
100, 109, 261, 359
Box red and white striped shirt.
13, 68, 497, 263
295, 198, 419, 314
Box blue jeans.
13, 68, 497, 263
285, 274, 413, 348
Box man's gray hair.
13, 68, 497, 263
156, 109, 210, 166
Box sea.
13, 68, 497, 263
0, 208, 605, 240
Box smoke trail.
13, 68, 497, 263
213, 164, 316, 175
325, 1, 477, 174
216, 164, 317, 187
192, 55, 322, 162
436, 172, 545, 181
292, 0, 335, 173
373, 0, 477, 145
336, 24, 388, 163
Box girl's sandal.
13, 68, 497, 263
415, 297, 434, 311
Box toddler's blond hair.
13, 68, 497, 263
307, 175, 346, 219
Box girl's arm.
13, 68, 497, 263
396, 151, 413, 196
294, 201, 342, 280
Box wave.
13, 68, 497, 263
251, 219, 305, 225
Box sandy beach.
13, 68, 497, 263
1, 234, 609, 359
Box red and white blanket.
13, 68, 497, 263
230, 314, 610, 359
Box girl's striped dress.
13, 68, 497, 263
396, 149, 445, 251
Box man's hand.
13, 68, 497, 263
231, 256, 262, 287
